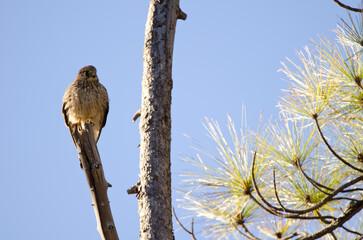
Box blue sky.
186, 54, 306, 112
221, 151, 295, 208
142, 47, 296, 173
0, 1, 357, 239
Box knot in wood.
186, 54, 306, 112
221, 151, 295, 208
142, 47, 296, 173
357, 152, 363, 163
94, 162, 100, 169
354, 75, 362, 86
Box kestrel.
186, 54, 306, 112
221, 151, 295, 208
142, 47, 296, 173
62, 65, 109, 143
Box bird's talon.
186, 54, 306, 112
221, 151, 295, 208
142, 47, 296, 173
86, 120, 95, 126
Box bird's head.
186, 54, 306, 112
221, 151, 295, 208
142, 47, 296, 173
77, 65, 98, 82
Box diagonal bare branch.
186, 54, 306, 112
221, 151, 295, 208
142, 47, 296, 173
333, 0, 363, 12
172, 208, 197, 240
72, 123, 119, 240
341, 225, 363, 237
297, 200, 363, 240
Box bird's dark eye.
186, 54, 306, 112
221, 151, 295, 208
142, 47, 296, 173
84, 71, 89, 77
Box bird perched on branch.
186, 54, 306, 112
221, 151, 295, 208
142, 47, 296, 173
62, 65, 109, 143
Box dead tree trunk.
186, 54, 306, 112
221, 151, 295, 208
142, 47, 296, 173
137, 0, 186, 239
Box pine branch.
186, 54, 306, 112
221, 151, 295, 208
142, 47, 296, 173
298, 200, 363, 239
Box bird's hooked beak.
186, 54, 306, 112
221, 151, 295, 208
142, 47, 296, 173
89, 72, 98, 81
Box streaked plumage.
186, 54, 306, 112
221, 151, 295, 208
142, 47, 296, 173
62, 65, 109, 143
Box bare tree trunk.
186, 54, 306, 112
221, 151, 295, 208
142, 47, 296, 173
137, 0, 186, 239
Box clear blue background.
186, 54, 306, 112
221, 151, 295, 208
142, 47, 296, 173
0, 0, 356, 239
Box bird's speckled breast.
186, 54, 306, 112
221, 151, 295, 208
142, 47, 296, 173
64, 80, 107, 128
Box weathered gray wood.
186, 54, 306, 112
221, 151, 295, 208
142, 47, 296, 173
137, 0, 186, 239
72, 123, 118, 240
